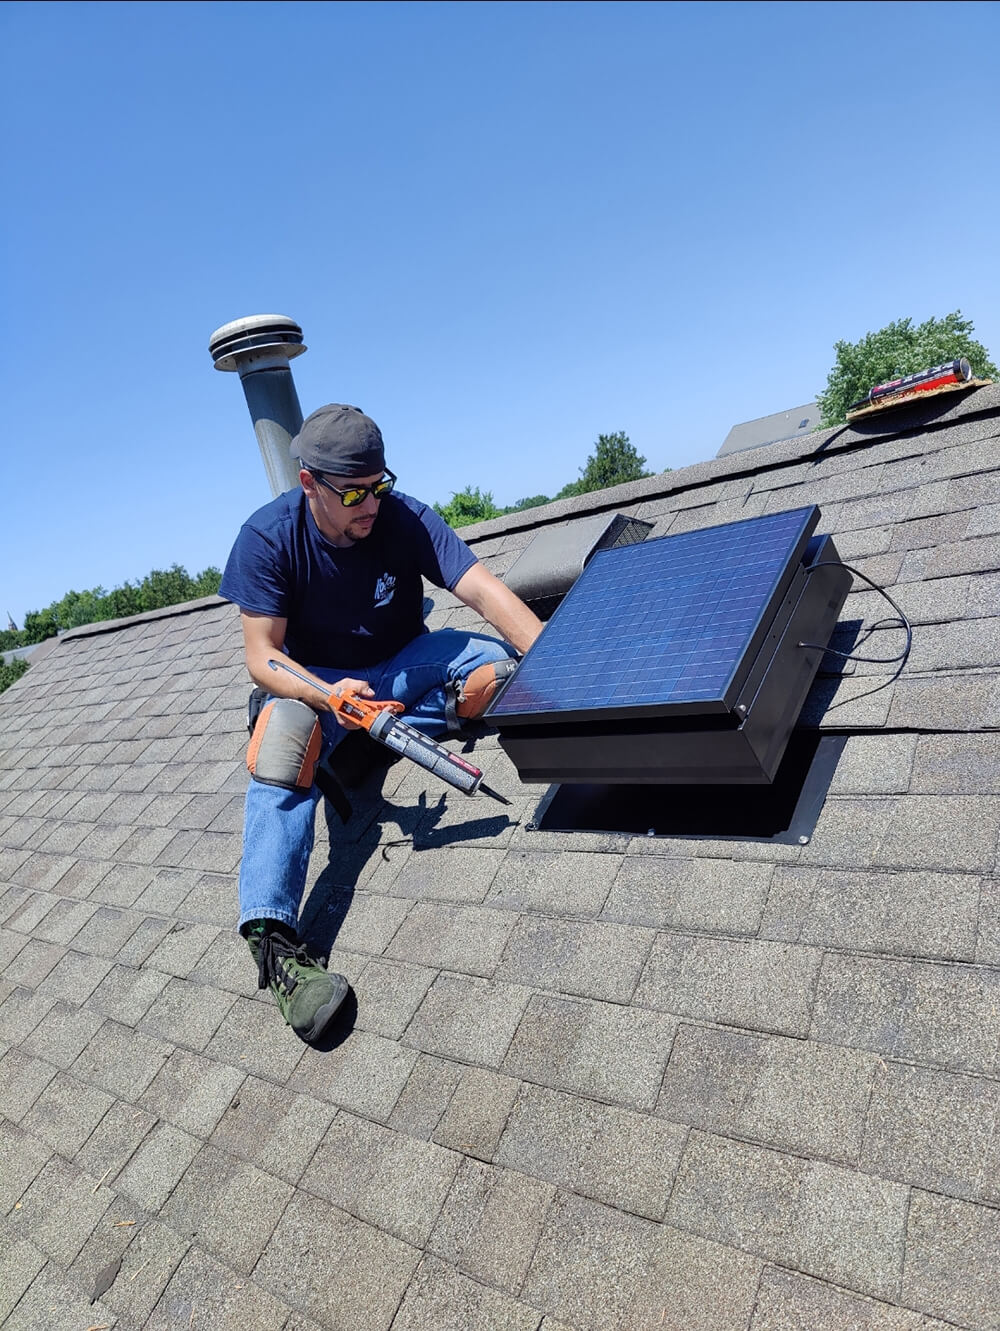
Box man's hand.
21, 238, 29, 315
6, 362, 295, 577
329, 679, 376, 728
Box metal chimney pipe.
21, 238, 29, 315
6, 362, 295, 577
209, 314, 308, 496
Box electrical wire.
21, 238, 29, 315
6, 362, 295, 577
799, 561, 912, 666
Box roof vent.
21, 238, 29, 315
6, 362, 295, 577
504, 512, 653, 620
487, 505, 850, 785
209, 314, 307, 497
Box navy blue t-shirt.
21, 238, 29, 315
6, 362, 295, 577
219, 489, 477, 669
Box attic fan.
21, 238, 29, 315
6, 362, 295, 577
487, 505, 850, 785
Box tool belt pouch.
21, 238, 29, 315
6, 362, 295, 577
444, 657, 519, 731
246, 696, 322, 791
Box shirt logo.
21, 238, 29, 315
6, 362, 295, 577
373, 572, 396, 608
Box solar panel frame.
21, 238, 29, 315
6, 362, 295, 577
488, 504, 821, 726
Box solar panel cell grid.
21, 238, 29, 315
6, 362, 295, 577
489, 505, 819, 722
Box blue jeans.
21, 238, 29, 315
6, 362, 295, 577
237, 629, 516, 932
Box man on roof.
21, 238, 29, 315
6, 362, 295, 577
219, 404, 543, 1043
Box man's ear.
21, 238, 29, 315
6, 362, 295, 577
299, 468, 317, 495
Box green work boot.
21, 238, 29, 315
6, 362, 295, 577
244, 920, 348, 1043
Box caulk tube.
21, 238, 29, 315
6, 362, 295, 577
368, 710, 483, 796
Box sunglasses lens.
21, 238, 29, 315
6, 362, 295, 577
373, 478, 394, 498
342, 490, 365, 507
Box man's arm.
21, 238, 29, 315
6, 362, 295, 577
452, 563, 543, 655
240, 612, 372, 722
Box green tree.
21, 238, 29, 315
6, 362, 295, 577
508, 494, 552, 512
0, 656, 29, 695
434, 486, 503, 528
21, 609, 59, 645
817, 310, 998, 427
560, 430, 653, 497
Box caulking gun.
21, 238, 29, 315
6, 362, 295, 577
267, 659, 510, 805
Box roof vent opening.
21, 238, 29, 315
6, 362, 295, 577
487, 506, 851, 788
531, 730, 846, 843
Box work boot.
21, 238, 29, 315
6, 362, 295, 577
243, 920, 348, 1043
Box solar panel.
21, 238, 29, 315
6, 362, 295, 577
489, 505, 820, 725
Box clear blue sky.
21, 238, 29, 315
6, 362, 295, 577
3, 0, 998, 625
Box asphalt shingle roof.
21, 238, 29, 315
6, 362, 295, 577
1, 382, 998, 1330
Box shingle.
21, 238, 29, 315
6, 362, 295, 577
888, 671, 999, 729
173, 870, 237, 924
391, 1254, 542, 1331
496, 1082, 685, 1220
139, 974, 236, 1051
503, 993, 676, 1112
308, 1110, 460, 1245
207, 1081, 331, 1189
797, 796, 897, 868
902, 1189, 1000, 1331
72, 1018, 172, 1097
0, 1262, 115, 1331
204, 996, 306, 1083
875, 796, 998, 872
625, 1226, 762, 1331
353, 955, 437, 1039
403, 973, 532, 1067
978, 878, 1000, 964
668, 1132, 908, 1300
0, 1119, 52, 1211
811, 953, 1000, 1077
0, 1221, 47, 1323
0, 1047, 59, 1122
522, 1190, 660, 1331
163, 1143, 294, 1274
20, 1069, 114, 1155
907, 618, 1000, 673
497, 915, 654, 1003
759, 865, 980, 960
114, 1120, 202, 1210
827, 734, 917, 795
601, 856, 772, 934
751, 1266, 924, 1331
139, 1047, 244, 1138
74, 1099, 157, 1180
142, 1244, 288, 1331
0, 985, 57, 1045
329, 889, 413, 954
386, 901, 518, 976
387, 1053, 464, 1138
433, 1064, 521, 1160
72, 903, 145, 956
910, 732, 1000, 794
919, 533, 1000, 579
21, 998, 105, 1068
144, 918, 219, 975
7, 1155, 114, 1264
636, 933, 821, 1037
1, 935, 64, 987
860, 1060, 1000, 1203
488, 849, 622, 916
254, 1191, 421, 1331
292, 1028, 416, 1119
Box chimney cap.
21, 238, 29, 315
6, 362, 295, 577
209, 314, 306, 372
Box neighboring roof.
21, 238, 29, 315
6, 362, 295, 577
1, 383, 998, 1330
718, 401, 821, 456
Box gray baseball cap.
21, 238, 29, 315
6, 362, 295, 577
290, 404, 386, 477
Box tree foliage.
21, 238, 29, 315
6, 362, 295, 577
817, 311, 998, 427
4, 564, 223, 649
574, 431, 652, 493
434, 430, 660, 528
433, 487, 504, 528
0, 656, 29, 696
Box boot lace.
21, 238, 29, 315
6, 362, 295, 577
256, 929, 322, 996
